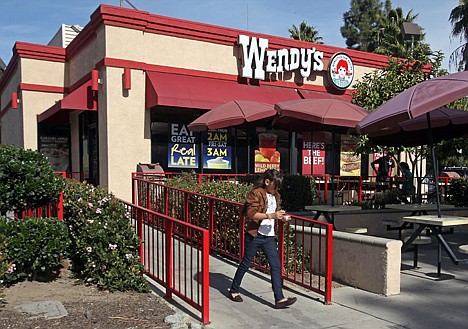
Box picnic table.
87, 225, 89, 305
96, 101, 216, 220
402, 215, 468, 276
305, 205, 361, 230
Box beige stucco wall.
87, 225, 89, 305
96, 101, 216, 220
21, 90, 64, 150
98, 66, 151, 200
105, 25, 375, 89
1, 64, 23, 146
68, 26, 106, 85
21, 58, 65, 87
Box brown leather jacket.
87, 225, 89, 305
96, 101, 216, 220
244, 187, 281, 237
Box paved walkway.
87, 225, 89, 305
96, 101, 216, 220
154, 229, 468, 329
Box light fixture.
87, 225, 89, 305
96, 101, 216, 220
123, 67, 131, 90
91, 69, 100, 91
11, 92, 18, 109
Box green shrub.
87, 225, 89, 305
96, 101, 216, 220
374, 188, 401, 208
448, 178, 468, 206
63, 180, 148, 292
0, 145, 65, 214
0, 216, 69, 285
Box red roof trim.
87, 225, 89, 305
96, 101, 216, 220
20, 83, 66, 94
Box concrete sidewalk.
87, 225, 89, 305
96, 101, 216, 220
157, 230, 468, 329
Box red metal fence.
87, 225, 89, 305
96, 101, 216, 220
119, 199, 211, 324
132, 176, 334, 304
132, 171, 452, 206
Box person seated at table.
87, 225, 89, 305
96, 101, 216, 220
371, 151, 395, 192
394, 161, 413, 204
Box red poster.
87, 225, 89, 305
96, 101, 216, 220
302, 131, 326, 175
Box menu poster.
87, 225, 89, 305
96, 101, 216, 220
168, 123, 198, 168
340, 135, 361, 176
203, 129, 231, 169
302, 131, 325, 175
254, 132, 280, 173
39, 136, 70, 172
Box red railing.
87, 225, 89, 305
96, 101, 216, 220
17, 172, 66, 219
18, 194, 64, 220
132, 176, 333, 304
119, 199, 210, 324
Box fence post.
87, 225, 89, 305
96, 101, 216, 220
201, 229, 210, 325
146, 180, 151, 210
325, 223, 333, 305
132, 173, 136, 205
57, 192, 64, 220
208, 199, 214, 248
164, 187, 169, 216
239, 208, 245, 260
165, 220, 173, 298
137, 207, 144, 265
278, 221, 285, 277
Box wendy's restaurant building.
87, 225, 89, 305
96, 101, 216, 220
0, 4, 390, 201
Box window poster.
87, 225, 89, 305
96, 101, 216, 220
340, 135, 361, 176
168, 123, 198, 168
302, 131, 325, 175
203, 129, 231, 169
39, 136, 70, 172
254, 132, 280, 173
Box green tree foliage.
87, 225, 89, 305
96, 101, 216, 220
449, 0, 468, 71
341, 0, 388, 52
374, 7, 432, 63
289, 21, 324, 44
351, 57, 428, 111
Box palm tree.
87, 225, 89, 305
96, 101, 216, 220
449, 0, 468, 71
289, 21, 323, 44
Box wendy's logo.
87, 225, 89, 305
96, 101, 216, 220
328, 52, 354, 90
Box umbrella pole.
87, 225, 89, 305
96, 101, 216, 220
331, 127, 335, 207
234, 128, 238, 175
427, 113, 442, 218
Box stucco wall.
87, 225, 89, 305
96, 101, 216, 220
99, 66, 151, 200
105, 25, 375, 89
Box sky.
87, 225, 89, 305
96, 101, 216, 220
0, 0, 463, 72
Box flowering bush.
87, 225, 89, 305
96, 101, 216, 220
0, 216, 69, 285
63, 180, 148, 292
0, 233, 9, 299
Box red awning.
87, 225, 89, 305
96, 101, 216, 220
146, 71, 301, 109
38, 79, 97, 123
298, 89, 352, 102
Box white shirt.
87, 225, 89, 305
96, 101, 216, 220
258, 193, 276, 236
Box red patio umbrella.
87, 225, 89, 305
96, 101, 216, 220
356, 71, 468, 134
356, 70, 468, 217
274, 98, 369, 206
187, 100, 276, 131
367, 108, 468, 146
274, 98, 369, 132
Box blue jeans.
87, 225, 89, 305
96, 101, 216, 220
230, 233, 284, 302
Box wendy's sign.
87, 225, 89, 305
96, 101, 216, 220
237, 34, 324, 80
